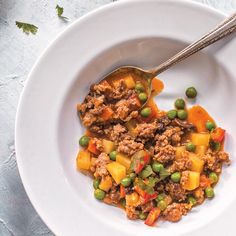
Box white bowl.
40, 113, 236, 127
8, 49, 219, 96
15, 0, 236, 235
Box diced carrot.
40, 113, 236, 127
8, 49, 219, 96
188, 105, 214, 132
211, 127, 225, 143
151, 78, 164, 95
101, 107, 114, 121
120, 185, 126, 198
200, 174, 211, 189
87, 139, 100, 155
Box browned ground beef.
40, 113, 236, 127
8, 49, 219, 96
165, 183, 186, 202
126, 206, 139, 220
168, 151, 192, 172
154, 145, 176, 163
94, 152, 110, 178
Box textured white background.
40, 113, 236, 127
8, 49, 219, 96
0, 0, 235, 235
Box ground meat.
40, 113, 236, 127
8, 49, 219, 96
168, 150, 192, 172
201, 149, 230, 173
94, 152, 110, 178
180, 171, 189, 188
126, 206, 139, 220
106, 123, 128, 142
135, 121, 158, 142
194, 188, 205, 204
91, 80, 113, 95
93, 138, 103, 151
107, 80, 130, 100
165, 183, 186, 202
140, 201, 156, 213
117, 136, 144, 156
154, 145, 176, 163
163, 203, 190, 222
105, 185, 120, 204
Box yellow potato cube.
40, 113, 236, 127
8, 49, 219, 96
191, 133, 210, 146
76, 150, 91, 170
102, 139, 115, 154
99, 176, 113, 192
181, 171, 200, 190
195, 145, 207, 156
126, 192, 139, 206
123, 75, 136, 89
106, 162, 126, 184
116, 153, 131, 170
175, 146, 186, 160
125, 119, 137, 137
189, 153, 204, 172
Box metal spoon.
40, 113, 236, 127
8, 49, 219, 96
101, 12, 236, 103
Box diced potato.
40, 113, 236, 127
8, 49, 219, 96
175, 146, 186, 160
76, 150, 91, 170
189, 153, 204, 172
99, 176, 113, 192
181, 171, 200, 190
116, 153, 131, 170
102, 139, 115, 154
126, 192, 140, 206
123, 74, 136, 89
191, 133, 210, 146
195, 145, 207, 156
106, 162, 126, 184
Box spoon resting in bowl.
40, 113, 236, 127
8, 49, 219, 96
100, 12, 236, 106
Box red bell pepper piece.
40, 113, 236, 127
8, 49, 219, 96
211, 127, 225, 143
144, 208, 161, 226
134, 186, 158, 204
133, 154, 150, 174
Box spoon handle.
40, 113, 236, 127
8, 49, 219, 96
152, 12, 236, 76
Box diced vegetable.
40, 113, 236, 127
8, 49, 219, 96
205, 187, 214, 198
76, 150, 91, 170
109, 151, 117, 161
135, 82, 145, 93
152, 162, 164, 173
94, 189, 105, 200
167, 109, 177, 120
116, 153, 131, 170
93, 179, 100, 189
99, 176, 113, 192
186, 142, 196, 152
177, 110, 188, 120
106, 162, 126, 184
205, 121, 216, 131
140, 165, 154, 179
102, 139, 115, 154
211, 127, 225, 143
191, 133, 210, 146
195, 145, 207, 156
120, 185, 126, 198
123, 74, 136, 89
171, 172, 181, 183
121, 177, 132, 187
185, 87, 197, 99
144, 208, 161, 226
181, 171, 200, 190
209, 172, 218, 184
175, 146, 186, 159
138, 92, 148, 102
189, 153, 204, 172
175, 98, 185, 109
131, 150, 150, 174
140, 107, 151, 117
88, 139, 100, 155
126, 192, 139, 206
151, 78, 164, 95
199, 174, 211, 189
79, 135, 90, 147
101, 107, 113, 121
158, 200, 167, 211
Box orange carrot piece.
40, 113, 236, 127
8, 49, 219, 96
101, 107, 114, 121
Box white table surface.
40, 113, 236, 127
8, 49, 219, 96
0, 0, 235, 235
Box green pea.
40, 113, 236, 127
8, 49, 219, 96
139, 212, 148, 220
171, 172, 181, 183
156, 193, 165, 202
93, 179, 100, 189
140, 107, 151, 117
135, 83, 145, 93
177, 110, 187, 120
94, 189, 106, 200
79, 135, 90, 147
175, 98, 185, 109
188, 196, 197, 206
167, 109, 177, 120
209, 172, 218, 183
138, 92, 148, 102
205, 187, 215, 198
129, 173, 137, 181
121, 177, 132, 187
186, 142, 196, 152
206, 121, 216, 131
158, 200, 167, 211
185, 87, 197, 98
109, 151, 117, 161
152, 162, 164, 173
